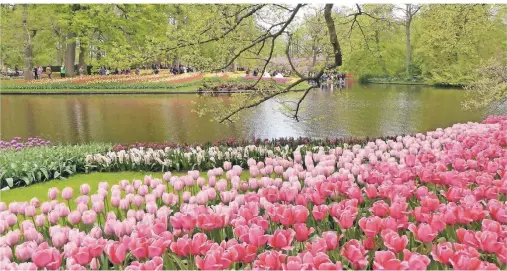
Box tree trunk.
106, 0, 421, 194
22, 5, 34, 80
229, 48, 236, 72
405, 22, 411, 76
78, 43, 87, 75
65, 32, 77, 77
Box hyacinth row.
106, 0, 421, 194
1, 116, 507, 270
87, 137, 400, 173
0, 137, 52, 152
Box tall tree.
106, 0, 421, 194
397, 4, 420, 76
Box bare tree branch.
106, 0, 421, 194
218, 3, 342, 123
220, 4, 304, 71
293, 85, 314, 121
163, 4, 266, 51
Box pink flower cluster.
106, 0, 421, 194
0, 137, 51, 151
1, 116, 507, 270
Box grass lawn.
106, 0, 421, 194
0, 171, 250, 206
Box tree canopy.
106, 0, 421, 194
1, 3, 506, 118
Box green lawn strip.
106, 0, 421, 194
0, 171, 250, 206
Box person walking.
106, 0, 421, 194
46, 66, 52, 79
33, 66, 38, 79
60, 65, 66, 78
38, 66, 43, 78
327, 73, 334, 91
135, 66, 140, 76
79, 66, 85, 76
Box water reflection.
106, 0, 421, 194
1, 84, 504, 144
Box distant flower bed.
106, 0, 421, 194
1, 116, 506, 270
0, 137, 51, 151
1, 73, 204, 90
244, 75, 290, 83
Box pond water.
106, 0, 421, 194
2, 83, 505, 144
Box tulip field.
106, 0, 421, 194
0, 116, 506, 270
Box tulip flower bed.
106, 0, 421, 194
0, 137, 52, 152
1, 116, 506, 270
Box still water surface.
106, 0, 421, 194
2, 84, 505, 144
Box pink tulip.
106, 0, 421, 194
62, 187, 73, 200
294, 223, 314, 242
107, 242, 126, 265
32, 242, 62, 270
48, 188, 59, 200
68, 211, 81, 225
322, 231, 342, 251
408, 223, 438, 243
82, 210, 97, 225
341, 240, 368, 269
268, 229, 295, 250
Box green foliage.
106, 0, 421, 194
413, 4, 506, 86
0, 143, 111, 189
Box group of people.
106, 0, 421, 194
98, 66, 141, 76
31, 66, 54, 79
319, 72, 347, 90
29, 65, 89, 79
170, 65, 194, 75
0, 65, 22, 77
247, 69, 286, 78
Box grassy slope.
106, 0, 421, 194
0, 171, 250, 206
